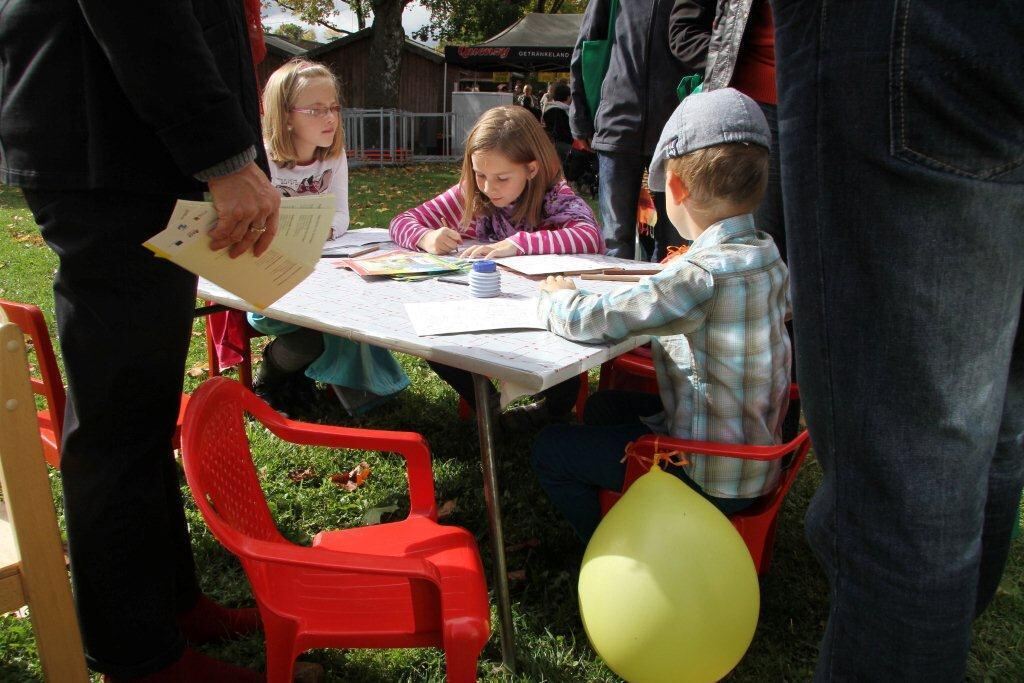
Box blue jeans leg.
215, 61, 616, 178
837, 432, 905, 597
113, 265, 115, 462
597, 151, 653, 260
532, 421, 652, 543
775, 1, 1024, 680
533, 390, 757, 542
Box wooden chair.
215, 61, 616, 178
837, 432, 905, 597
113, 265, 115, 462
0, 310, 88, 681
0, 298, 190, 466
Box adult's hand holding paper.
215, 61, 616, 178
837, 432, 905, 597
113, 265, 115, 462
144, 195, 334, 309
405, 298, 546, 336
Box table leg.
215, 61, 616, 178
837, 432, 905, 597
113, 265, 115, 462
472, 372, 516, 672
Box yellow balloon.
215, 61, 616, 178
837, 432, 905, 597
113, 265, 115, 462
579, 467, 760, 683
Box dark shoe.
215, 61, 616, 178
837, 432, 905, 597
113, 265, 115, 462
500, 399, 570, 432
101, 647, 262, 683
329, 384, 395, 417
254, 370, 318, 418
253, 339, 290, 388
177, 594, 261, 646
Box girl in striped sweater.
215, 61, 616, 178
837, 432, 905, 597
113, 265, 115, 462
390, 105, 602, 429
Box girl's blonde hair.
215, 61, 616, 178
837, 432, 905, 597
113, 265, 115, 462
459, 106, 563, 229
263, 59, 345, 168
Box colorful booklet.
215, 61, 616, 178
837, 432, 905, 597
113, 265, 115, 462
339, 250, 464, 277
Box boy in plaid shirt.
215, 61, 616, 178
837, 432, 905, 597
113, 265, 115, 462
532, 88, 792, 542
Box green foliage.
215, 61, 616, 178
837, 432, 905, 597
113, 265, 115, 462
273, 22, 318, 43
1, 172, 1021, 681
268, 0, 590, 48
415, 0, 590, 46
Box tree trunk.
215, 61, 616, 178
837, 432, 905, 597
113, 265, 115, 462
352, 0, 367, 30
365, 0, 408, 108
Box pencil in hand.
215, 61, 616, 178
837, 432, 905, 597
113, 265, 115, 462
440, 217, 463, 255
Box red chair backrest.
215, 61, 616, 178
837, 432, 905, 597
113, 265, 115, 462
732, 433, 811, 521
0, 300, 66, 448
180, 377, 286, 548
613, 393, 811, 575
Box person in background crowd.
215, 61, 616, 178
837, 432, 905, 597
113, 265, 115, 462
570, 0, 688, 261
540, 82, 557, 112
542, 83, 574, 160
518, 84, 541, 120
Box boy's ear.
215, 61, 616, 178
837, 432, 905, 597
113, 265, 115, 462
527, 160, 539, 179
667, 172, 689, 205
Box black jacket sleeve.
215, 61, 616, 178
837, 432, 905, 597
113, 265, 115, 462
669, 0, 715, 73
76, 0, 256, 176
569, 0, 611, 140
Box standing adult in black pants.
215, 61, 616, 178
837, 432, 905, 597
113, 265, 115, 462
0, 1, 280, 680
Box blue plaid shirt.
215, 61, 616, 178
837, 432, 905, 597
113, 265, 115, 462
538, 214, 792, 498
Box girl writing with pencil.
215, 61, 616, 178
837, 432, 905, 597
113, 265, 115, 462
250, 59, 408, 416
389, 106, 602, 430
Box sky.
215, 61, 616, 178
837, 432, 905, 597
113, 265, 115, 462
262, 1, 436, 45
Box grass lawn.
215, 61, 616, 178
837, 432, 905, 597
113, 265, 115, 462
1, 168, 1021, 682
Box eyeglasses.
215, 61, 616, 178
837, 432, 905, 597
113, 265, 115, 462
290, 105, 341, 118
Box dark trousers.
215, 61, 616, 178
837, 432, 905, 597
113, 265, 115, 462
775, 1, 1024, 679
531, 390, 756, 543
751, 101, 800, 438
427, 360, 582, 415
24, 189, 201, 678
753, 102, 785, 264
597, 150, 684, 262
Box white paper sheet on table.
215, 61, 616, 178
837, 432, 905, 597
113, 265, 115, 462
404, 298, 545, 336
494, 253, 664, 276
322, 227, 392, 254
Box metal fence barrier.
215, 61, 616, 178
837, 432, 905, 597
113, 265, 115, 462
342, 109, 467, 166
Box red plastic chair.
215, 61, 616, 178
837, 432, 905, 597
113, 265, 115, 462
204, 307, 264, 388
0, 298, 191, 467
180, 377, 490, 682
596, 345, 658, 395
597, 384, 810, 576
0, 300, 65, 469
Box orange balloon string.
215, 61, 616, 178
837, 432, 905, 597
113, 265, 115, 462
622, 438, 690, 471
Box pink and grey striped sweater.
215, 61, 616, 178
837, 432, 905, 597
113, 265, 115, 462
389, 180, 604, 255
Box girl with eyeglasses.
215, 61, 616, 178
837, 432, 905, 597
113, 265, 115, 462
247, 59, 409, 417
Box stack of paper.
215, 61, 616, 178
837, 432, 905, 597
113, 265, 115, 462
404, 298, 545, 336
144, 195, 334, 309
321, 227, 392, 256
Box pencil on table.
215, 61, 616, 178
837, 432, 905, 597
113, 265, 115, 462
579, 273, 648, 282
